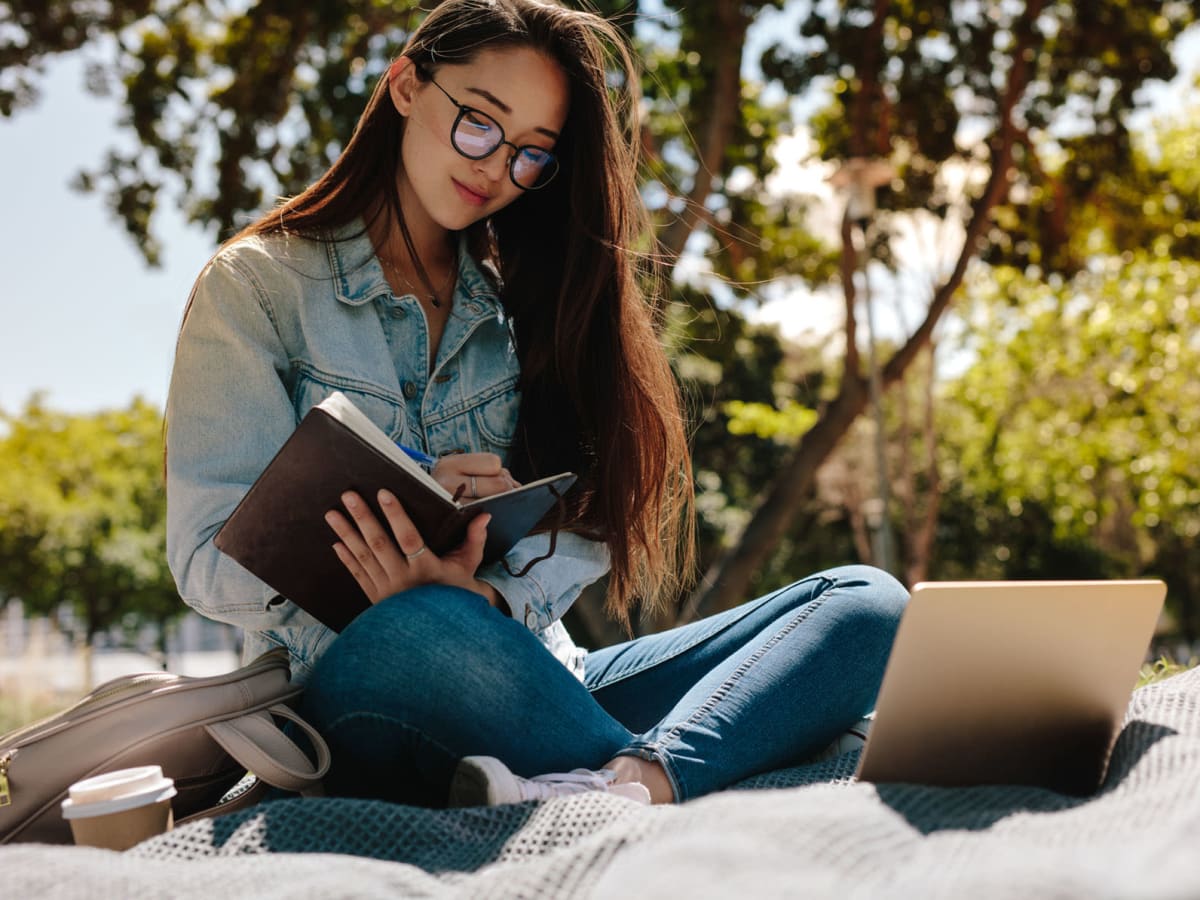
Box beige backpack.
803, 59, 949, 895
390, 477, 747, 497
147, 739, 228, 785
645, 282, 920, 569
0, 648, 329, 844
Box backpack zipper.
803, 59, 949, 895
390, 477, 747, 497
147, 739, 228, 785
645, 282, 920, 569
0, 649, 290, 808
0, 749, 16, 807
0, 672, 179, 748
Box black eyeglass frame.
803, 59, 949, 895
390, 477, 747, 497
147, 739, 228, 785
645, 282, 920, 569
419, 70, 561, 191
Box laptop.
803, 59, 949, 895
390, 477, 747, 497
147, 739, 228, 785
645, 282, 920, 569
856, 579, 1166, 795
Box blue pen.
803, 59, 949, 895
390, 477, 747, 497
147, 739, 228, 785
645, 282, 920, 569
396, 442, 436, 469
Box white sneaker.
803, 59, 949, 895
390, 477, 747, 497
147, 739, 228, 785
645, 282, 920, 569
448, 756, 652, 807
811, 712, 874, 762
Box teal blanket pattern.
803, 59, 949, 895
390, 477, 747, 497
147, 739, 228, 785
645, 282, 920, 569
4, 667, 1198, 898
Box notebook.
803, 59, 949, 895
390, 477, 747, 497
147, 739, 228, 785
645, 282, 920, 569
856, 579, 1166, 795
214, 391, 576, 633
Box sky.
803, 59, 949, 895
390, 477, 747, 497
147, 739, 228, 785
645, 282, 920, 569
0, 55, 213, 415
1, 22, 1197, 416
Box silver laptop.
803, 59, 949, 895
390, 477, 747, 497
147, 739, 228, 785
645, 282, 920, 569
856, 579, 1166, 795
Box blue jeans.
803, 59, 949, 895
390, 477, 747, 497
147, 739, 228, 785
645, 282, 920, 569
299, 564, 907, 805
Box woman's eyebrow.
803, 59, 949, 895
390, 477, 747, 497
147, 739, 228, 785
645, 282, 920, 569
464, 86, 561, 140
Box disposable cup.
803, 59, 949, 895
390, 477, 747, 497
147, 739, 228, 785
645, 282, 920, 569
61, 765, 177, 851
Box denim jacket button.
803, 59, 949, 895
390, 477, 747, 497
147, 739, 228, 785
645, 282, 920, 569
402, 381, 418, 399
524, 607, 538, 630
391, 307, 406, 319
467, 302, 483, 314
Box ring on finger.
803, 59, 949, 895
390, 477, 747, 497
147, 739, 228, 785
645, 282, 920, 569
404, 544, 427, 561
470, 475, 478, 499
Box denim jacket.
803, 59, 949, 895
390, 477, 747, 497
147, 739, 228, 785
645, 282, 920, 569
165, 222, 606, 683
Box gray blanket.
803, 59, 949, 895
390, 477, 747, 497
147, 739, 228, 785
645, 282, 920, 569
5, 667, 1198, 898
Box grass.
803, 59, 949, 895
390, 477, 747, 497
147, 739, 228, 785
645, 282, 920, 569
0, 693, 68, 737
1137, 656, 1199, 688
0, 669, 73, 736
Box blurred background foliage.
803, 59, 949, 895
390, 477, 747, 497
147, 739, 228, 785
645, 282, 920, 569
1, 0, 1198, 654
0, 398, 178, 654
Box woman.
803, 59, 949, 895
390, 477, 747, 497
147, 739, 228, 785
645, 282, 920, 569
165, 0, 907, 808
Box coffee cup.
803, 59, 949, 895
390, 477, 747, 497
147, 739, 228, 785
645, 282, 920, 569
61, 765, 177, 850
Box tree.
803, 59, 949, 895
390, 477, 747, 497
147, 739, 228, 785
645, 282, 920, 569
5, 1, 1195, 623
0, 0, 790, 270
814, 339, 940, 585
568, 288, 835, 642
3, 2, 430, 263
938, 254, 1200, 638
2, 0, 830, 609
0, 397, 180, 683
689, 0, 1195, 615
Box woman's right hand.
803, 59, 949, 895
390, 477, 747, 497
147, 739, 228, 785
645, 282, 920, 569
325, 489, 492, 604
432, 452, 519, 500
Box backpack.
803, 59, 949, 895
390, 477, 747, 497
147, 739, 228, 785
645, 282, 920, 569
0, 648, 329, 844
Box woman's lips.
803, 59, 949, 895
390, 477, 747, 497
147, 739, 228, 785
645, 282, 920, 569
452, 179, 489, 206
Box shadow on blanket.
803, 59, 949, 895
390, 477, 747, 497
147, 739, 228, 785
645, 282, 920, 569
114, 666, 1197, 891
201, 796, 539, 871
873, 720, 1179, 835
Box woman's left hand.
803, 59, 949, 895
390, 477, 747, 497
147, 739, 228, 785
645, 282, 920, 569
432, 452, 519, 500
325, 488, 496, 605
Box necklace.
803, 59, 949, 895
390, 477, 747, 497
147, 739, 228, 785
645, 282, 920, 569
380, 254, 456, 309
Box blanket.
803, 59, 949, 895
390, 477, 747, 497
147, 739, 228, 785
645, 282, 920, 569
4, 667, 1198, 899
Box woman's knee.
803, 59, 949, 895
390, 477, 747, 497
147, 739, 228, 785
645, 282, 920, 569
821, 564, 909, 649
828, 564, 908, 612
302, 585, 496, 708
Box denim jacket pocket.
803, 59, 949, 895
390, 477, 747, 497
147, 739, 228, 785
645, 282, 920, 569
469, 377, 520, 456
292, 365, 405, 437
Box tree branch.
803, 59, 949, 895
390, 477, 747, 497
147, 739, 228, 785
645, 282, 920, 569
840, 212, 861, 376
658, 0, 749, 269
681, 0, 1046, 620
880, 0, 1044, 386
851, 0, 892, 158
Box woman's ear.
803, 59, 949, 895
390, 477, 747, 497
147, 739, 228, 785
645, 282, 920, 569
388, 57, 418, 116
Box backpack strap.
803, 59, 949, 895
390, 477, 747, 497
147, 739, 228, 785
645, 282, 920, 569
204, 705, 330, 794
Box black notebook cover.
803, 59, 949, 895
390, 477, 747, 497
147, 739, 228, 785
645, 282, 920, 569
214, 398, 576, 632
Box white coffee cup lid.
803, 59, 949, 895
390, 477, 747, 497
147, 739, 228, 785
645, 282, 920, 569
61, 765, 177, 819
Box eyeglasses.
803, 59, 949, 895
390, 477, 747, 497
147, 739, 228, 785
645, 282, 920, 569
421, 72, 560, 191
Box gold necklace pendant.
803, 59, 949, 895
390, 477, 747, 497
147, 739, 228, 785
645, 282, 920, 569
381, 254, 454, 309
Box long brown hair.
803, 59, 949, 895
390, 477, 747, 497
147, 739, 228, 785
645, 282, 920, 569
225, 0, 694, 623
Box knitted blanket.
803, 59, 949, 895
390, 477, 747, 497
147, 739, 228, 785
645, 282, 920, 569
4, 667, 1198, 899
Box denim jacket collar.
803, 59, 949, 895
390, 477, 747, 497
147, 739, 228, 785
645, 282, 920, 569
325, 221, 503, 323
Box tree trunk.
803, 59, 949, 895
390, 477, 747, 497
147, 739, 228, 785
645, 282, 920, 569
842, 462, 875, 566
157, 618, 170, 670
905, 344, 941, 586
657, 0, 749, 268
680, 0, 1044, 621
80, 637, 94, 693
678, 374, 870, 623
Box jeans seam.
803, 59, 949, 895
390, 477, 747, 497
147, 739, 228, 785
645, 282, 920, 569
588, 582, 798, 691
642, 591, 834, 799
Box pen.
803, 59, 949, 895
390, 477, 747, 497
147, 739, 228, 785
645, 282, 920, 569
397, 443, 436, 468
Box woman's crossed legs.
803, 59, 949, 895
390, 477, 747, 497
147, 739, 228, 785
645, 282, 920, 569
299, 564, 907, 806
